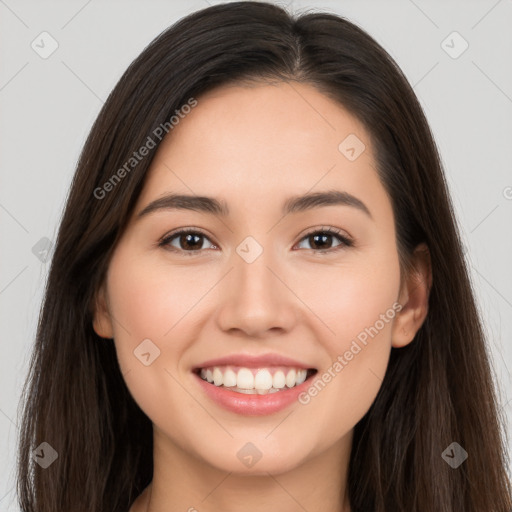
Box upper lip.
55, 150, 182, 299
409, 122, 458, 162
194, 353, 315, 370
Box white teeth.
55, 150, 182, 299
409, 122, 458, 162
296, 369, 307, 385
213, 367, 223, 386
237, 368, 254, 390
223, 369, 237, 387
254, 369, 273, 390
198, 365, 312, 393
272, 371, 286, 389
285, 369, 296, 388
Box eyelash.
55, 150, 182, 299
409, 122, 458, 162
158, 226, 354, 256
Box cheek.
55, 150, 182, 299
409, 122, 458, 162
107, 251, 208, 348
297, 248, 400, 424
104, 251, 201, 411
104, 253, 228, 455
303, 249, 401, 351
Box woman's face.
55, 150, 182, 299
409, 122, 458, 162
94, 81, 413, 476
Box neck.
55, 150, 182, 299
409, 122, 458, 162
132, 429, 353, 512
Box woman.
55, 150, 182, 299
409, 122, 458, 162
16, 2, 512, 511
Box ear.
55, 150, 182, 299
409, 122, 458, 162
92, 282, 114, 339
391, 243, 432, 348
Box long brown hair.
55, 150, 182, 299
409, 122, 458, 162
16, 2, 512, 511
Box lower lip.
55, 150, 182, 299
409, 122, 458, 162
193, 372, 314, 416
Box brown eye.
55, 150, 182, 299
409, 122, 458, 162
295, 228, 353, 253
159, 227, 353, 256
159, 229, 216, 254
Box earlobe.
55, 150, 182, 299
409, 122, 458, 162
391, 243, 432, 348
92, 283, 114, 339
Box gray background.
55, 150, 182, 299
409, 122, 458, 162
1, 0, 511, 509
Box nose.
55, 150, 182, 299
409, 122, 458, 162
215, 247, 298, 338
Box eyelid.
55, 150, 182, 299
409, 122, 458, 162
158, 227, 216, 255
299, 225, 351, 241
158, 225, 354, 254
295, 226, 353, 253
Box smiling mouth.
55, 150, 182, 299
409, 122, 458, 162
194, 366, 318, 395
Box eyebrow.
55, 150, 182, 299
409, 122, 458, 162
136, 190, 372, 220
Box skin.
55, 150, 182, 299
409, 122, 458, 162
93, 81, 431, 512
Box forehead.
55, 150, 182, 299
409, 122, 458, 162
133, 81, 383, 218
158, 81, 369, 162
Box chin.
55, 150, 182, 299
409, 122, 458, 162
192, 434, 314, 476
